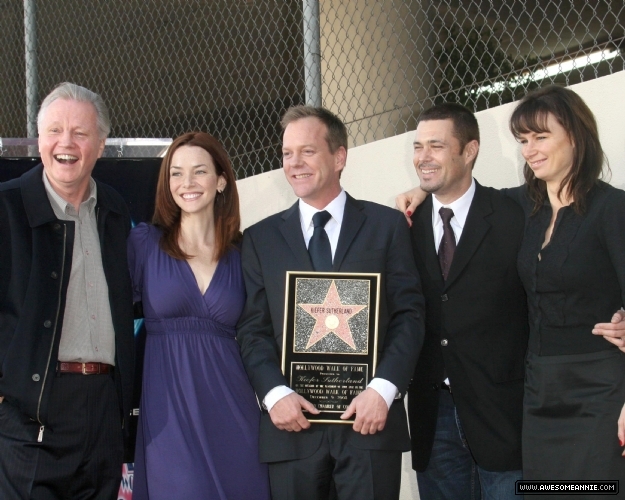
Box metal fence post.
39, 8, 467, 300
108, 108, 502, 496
24, 0, 38, 138
0, 1, 621, 176
302, 0, 322, 107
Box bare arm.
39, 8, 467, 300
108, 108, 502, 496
395, 186, 428, 226
618, 403, 625, 456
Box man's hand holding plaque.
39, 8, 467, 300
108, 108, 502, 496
269, 392, 320, 432
282, 272, 380, 423
340, 387, 388, 435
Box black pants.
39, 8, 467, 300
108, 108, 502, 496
0, 372, 123, 500
268, 424, 402, 500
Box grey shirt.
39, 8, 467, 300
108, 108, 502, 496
43, 172, 116, 365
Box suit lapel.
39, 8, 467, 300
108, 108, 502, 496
444, 182, 492, 288
279, 201, 314, 270
414, 196, 444, 284
333, 193, 366, 271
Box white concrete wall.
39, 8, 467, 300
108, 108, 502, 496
239, 70, 625, 230
235, 70, 625, 500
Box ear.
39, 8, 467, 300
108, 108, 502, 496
463, 140, 479, 166
217, 175, 227, 193
97, 137, 106, 158
334, 146, 347, 173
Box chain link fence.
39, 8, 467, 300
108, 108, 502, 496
1, 0, 623, 178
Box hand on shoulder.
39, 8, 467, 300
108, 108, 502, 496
395, 187, 427, 227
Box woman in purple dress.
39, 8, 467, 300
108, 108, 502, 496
128, 132, 270, 499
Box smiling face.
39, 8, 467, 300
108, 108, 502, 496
282, 117, 345, 209
517, 112, 575, 188
38, 98, 105, 199
413, 119, 478, 204
169, 145, 226, 217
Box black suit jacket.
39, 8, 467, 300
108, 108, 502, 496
237, 193, 425, 463
407, 182, 528, 472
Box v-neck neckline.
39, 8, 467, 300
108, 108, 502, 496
182, 255, 223, 298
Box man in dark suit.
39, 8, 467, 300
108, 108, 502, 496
237, 106, 424, 500
405, 103, 528, 499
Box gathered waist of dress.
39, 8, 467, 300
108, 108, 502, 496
144, 317, 236, 338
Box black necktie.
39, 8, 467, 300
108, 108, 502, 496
309, 211, 332, 272
438, 207, 456, 281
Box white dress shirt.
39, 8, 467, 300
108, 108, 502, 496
264, 190, 399, 411
298, 189, 346, 257
431, 178, 476, 250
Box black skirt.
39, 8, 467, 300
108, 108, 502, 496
523, 349, 625, 498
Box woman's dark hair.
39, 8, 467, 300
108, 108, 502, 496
509, 85, 608, 214
153, 132, 241, 260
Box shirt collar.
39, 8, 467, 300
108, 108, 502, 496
298, 189, 347, 229
431, 178, 476, 229
42, 170, 98, 216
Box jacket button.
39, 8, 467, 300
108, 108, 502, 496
43, 320, 52, 328
32, 374, 40, 382
51, 271, 58, 279
432, 383, 438, 391
441, 339, 448, 346
53, 223, 61, 231
441, 294, 448, 302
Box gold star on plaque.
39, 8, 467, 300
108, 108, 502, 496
298, 280, 366, 349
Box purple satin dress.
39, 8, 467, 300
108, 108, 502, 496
128, 223, 269, 500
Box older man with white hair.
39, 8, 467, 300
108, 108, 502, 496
0, 82, 134, 499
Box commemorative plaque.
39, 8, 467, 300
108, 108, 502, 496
281, 272, 380, 423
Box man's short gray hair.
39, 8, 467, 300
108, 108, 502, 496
37, 82, 111, 139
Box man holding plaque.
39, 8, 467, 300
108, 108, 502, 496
237, 106, 424, 500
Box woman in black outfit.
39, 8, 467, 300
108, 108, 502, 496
507, 85, 625, 485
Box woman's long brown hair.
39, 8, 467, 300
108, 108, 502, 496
152, 132, 241, 261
